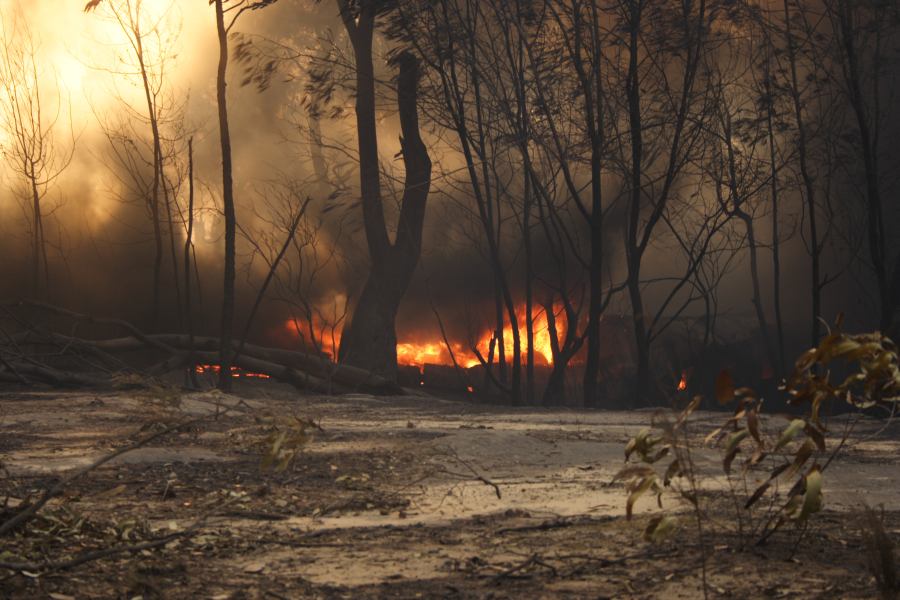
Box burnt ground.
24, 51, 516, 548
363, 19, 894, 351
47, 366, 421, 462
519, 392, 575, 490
1, 383, 899, 599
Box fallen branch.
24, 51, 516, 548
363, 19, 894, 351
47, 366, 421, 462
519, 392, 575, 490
491, 554, 558, 582
434, 446, 502, 499
8, 326, 401, 394
16, 301, 177, 354
0, 493, 246, 575
0, 527, 194, 573
0, 416, 211, 537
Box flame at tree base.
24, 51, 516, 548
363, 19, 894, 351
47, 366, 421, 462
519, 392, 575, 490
277, 303, 572, 372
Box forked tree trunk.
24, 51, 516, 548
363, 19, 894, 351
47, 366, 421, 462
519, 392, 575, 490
336, 1, 431, 379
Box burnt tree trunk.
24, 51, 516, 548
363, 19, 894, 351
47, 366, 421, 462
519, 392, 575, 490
213, 0, 236, 391
835, 0, 888, 331
783, 0, 822, 347
336, 1, 432, 379
624, 3, 650, 405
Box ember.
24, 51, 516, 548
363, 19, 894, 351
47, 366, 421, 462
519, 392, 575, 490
194, 364, 271, 379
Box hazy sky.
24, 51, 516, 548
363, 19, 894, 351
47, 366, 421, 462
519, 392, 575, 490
0, 0, 889, 365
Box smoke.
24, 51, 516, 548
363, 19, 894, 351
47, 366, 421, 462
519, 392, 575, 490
0, 0, 896, 367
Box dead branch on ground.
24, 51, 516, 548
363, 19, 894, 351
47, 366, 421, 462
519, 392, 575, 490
0, 302, 402, 394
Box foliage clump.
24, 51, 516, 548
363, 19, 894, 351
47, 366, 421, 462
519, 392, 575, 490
615, 328, 900, 546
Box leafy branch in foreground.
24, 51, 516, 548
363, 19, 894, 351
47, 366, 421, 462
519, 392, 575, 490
615, 327, 900, 547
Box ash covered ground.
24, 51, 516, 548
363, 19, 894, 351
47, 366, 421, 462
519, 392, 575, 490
1, 383, 899, 599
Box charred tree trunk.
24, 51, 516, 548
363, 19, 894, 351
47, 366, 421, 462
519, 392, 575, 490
183, 138, 198, 386
721, 106, 780, 379
336, 2, 431, 380
213, 0, 236, 391
523, 177, 535, 406
30, 174, 44, 299
542, 298, 584, 406
624, 3, 650, 405
764, 37, 787, 376
783, 0, 822, 347
133, 31, 165, 332
834, 1, 888, 330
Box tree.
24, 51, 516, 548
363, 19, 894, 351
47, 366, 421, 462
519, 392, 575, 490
780, 0, 825, 347
87, 0, 187, 330
0, 12, 73, 300
210, 0, 279, 391
825, 0, 897, 334
334, 0, 432, 380
618, 0, 710, 402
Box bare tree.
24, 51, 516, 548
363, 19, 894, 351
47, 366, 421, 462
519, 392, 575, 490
0, 13, 74, 300
86, 0, 191, 330
825, 0, 898, 333
778, 0, 826, 346
617, 0, 710, 402
210, 0, 279, 391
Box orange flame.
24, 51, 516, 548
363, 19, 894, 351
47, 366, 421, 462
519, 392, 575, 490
280, 303, 571, 370
677, 371, 688, 391
472, 304, 565, 367
194, 364, 271, 379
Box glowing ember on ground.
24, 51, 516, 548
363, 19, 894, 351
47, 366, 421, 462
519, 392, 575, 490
194, 364, 271, 379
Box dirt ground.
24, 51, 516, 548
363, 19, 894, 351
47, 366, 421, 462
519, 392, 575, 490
1, 382, 899, 599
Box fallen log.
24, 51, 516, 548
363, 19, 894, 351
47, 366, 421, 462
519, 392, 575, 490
151, 350, 353, 395
4, 309, 402, 394
50, 334, 400, 394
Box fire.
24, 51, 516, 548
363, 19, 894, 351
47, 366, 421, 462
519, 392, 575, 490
677, 371, 688, 391
396, 341, 479, 369
391, 304, 564, 370
396, 342, 444, 366
194, 364, 271, 379
279, 303, 571, 371
277, 317, 341, 361
472, 304, 565, 367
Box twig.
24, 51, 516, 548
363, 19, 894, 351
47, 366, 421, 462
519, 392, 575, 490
435, 446, 501, 499
0, 493, 243, 574
490, 554, 557, 583
0, 416, 211, 536
234, 196, 311, 364
216, 510, 290, 521
0, 528, 193, 573
0, 353, 28, 384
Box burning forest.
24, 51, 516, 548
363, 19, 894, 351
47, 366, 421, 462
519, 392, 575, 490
1, 0, 900, 598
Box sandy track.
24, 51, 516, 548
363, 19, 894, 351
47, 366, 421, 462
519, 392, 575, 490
1, 385, 898, 598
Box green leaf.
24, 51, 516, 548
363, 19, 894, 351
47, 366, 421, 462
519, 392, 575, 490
624, 428, 650, 461
774, 419, 806, 451
723, 429, 750, 474
784, 439, 815, 480
798, 467, 823, 521
643, 515, 679, 543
